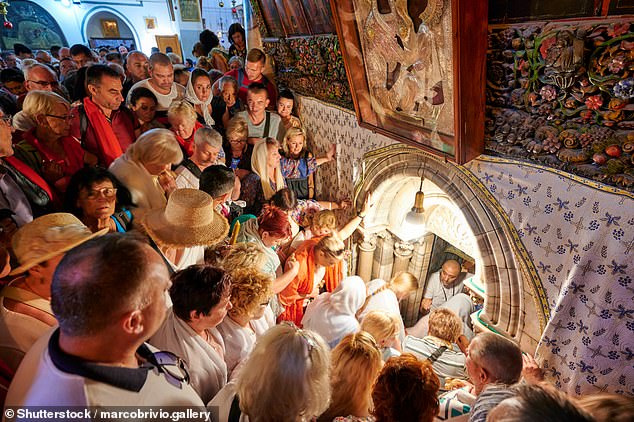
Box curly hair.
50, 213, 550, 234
227, 268, 272, 318
428, 308, 463, 343
371, 354, 440, 422
219, 242, 267, 270
312, 210, 338, 231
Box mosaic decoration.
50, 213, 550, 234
485, 20, 634, 192
465, 156, 634, 397
1, 0, 67, 49
263, 36, 353, 109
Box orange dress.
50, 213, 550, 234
277, 237, 343, 326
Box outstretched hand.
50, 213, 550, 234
521, 354, 545, 384
360, 192, 375, 215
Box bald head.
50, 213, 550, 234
126, 51, 149, 83
51, 233, 163, 337
440, 259, 461, 287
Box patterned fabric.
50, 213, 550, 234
465, 157, 634, 396
280, 154, 317, 179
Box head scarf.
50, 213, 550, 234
302, 276, 367, 347
184, 71, 215, 127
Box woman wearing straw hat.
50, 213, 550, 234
140, 188, 229, 272
0, 213, 106, 372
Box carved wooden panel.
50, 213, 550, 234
485, 19, 634, 191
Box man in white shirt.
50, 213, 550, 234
175, 127, 223, 189
5, 234, 206, 410
408, 259, 474, 340
127, 53, 185, 114
235, 83, 281, 144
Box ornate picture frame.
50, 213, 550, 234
178, 0, 201, 22
100, 19, 120, 39
330, 0, 488, 164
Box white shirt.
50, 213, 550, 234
235, 111, 281, 140
424, 270, 468, 310
6, 330, 204, 408
127, 79, 185, 111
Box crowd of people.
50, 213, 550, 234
0, 31, 631, 422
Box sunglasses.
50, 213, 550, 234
146, 350, 190, 388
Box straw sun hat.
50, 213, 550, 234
141, 189, 229, 248
10, 213, 108, 276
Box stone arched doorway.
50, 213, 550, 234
351, 144, 544, 350
83, 10, 138, 50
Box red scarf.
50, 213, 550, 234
174, 121, 203, 157
3, 156, 54, 200
23, 129, 84, 178
83, 97, 123, 166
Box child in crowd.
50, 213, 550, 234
280, 126, 336, 200
128, 87, 164, 135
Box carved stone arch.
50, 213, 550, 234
353, 144, 543, 347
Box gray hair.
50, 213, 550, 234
23, 63, 56, 80
469, 332, 523, 385
218, 75, 238, 91
194, 126, 222, 149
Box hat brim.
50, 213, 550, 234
9, 227, 109, 275
141, 208, 229, 248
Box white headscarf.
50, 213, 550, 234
302, 276, 367, 347
184, 70, 215, 127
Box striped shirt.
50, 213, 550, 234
402, 335, 467, 381
469, 384, 515, 422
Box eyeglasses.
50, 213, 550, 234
0, 114, 12, 126
147, 350, 190, 388
83, 187, 117, 200
46, 113, 75, 121
27, 80, 59, 88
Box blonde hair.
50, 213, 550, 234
220, 242, 267, 270
315, 235, 345, 259
225, 116, 248, 141
126, 128, 183, 166
167, 99, 197, 122
428, 308, 463, 343
22, 90, 69, 120
312, 210, 337, 231
251, 138, 285, 200
281, 126, 307, 156
318, 331, 382, 422
360, 311, 401, 347
227, 268, 272, 318
236, 324, 331, 421
387, 271, 418, 298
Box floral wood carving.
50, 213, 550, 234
263, 35, 353, 109
486, 20, 634, 191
